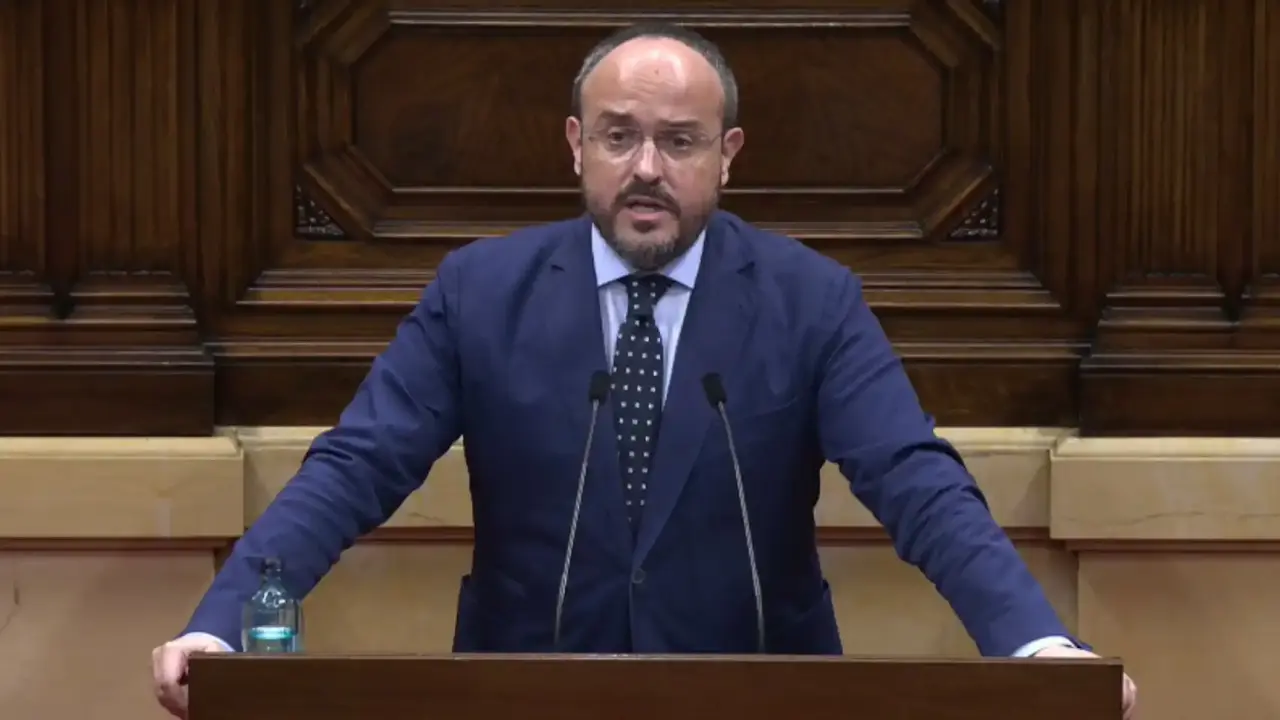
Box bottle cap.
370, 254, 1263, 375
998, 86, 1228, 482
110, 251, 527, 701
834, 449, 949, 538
262, 557, 283, 573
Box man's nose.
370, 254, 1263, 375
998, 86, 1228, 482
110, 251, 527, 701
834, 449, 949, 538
631, 140, 662, 182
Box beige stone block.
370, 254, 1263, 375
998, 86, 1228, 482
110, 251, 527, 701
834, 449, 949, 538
0, 551, 214, 720
0, 437, 243, 538
818, 427, 1063, 529
1078, 552, 1280, 720
825, 543, 1077, 657
302, 544, 472, 652
1052, 437, 1280, 541
239, 427, 471, 527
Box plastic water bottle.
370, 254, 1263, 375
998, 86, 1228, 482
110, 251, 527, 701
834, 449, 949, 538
241, 557, 302, 653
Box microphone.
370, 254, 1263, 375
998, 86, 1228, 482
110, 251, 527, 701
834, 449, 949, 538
553, 370, 611, 650
701, 373, 765, 653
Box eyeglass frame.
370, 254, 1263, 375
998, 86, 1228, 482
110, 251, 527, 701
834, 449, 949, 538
583, 125, 725, 164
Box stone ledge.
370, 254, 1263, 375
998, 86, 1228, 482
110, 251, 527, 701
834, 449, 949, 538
1051, 437, 1280, 542
0, 436, 243, 538
2, 429, 1279, 543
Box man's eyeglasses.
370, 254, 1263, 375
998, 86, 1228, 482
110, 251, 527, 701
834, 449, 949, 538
586, 128, 721, 162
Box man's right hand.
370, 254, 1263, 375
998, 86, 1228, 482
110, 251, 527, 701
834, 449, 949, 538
151, 634, 230, 718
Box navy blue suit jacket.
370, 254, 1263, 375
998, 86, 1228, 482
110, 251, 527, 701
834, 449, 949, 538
186, 211, 1070, 655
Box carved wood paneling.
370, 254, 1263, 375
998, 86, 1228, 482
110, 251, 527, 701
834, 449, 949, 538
1078, 0, 1277, 435
0, 0, 211, 435
0, 0, 1277, 435
1245, 0, 1280, 360
0, 0, 48, 316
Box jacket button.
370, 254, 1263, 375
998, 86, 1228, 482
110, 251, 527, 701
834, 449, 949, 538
632, 568, 646, 585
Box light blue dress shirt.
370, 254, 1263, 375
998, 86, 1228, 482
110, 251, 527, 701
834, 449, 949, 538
591, 224, 704, 407
179, 226, 1071, 658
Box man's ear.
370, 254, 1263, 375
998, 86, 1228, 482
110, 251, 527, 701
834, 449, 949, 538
719, 127, 745, 186
565, 116, 584, 176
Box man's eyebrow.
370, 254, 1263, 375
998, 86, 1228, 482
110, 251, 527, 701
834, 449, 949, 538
661, 120, 704, 131
592, 111, 706, 130
594, 110, 635, 124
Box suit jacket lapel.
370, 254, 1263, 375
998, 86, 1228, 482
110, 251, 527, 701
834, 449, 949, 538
543, 217, 633, 554
634, 213, 756, 566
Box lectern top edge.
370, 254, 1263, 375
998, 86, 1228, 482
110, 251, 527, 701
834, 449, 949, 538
190, 651, 1124, 668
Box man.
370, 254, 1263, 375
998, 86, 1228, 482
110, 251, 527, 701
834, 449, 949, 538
152, 22, 1136, 718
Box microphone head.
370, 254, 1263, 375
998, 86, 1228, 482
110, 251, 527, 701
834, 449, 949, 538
588, 371, 611, 403
701, 372, 727, 406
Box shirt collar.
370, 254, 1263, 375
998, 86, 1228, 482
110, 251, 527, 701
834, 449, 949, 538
590, 224, 704, 290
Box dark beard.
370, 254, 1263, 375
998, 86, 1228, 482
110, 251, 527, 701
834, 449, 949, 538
579, 166, 719, 270
592, 218, 691, 271
585, 192, 717, 271
623, 241, 685, 272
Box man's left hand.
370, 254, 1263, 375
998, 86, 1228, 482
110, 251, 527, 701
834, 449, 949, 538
1032, 645, 1137, 719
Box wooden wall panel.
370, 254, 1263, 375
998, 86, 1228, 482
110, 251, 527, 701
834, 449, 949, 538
0, 0, 211, 435
1, 0, 1278, 435
1078, 0, 1278, 435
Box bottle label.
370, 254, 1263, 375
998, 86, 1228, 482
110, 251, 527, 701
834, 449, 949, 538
249, 626, 294, 641
244, 625, 300, 653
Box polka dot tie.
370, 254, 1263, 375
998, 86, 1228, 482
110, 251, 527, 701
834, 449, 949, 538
611, 274, 673, 531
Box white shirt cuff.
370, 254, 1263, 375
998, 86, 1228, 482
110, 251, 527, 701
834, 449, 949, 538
1011, 635, 1075, 657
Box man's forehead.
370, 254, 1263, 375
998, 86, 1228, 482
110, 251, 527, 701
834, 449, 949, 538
581, 37, 724, 117
612, 43, 695, 83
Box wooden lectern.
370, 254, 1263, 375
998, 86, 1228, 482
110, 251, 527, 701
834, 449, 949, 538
188, 653, 1123, 719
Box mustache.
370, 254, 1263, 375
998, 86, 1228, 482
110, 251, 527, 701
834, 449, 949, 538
614, 185, 678, 215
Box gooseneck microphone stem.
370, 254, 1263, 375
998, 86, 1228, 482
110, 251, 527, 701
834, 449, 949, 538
701, 373, 766, 654
553, 371, 611, 650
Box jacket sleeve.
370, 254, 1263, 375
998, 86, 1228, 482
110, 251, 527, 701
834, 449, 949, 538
813, 270, 1074, 656
183, 252, 466, 649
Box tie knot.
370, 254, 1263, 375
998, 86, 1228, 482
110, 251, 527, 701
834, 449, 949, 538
624, 274, 672, 319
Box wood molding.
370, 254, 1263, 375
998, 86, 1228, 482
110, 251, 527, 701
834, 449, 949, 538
0, 0, 213, 434
0, 273, 213, 435
1079, 279, 1280, 436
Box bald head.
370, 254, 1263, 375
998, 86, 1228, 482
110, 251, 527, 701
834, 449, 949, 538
571, 23, 739, 128
580, 37, 726, 129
